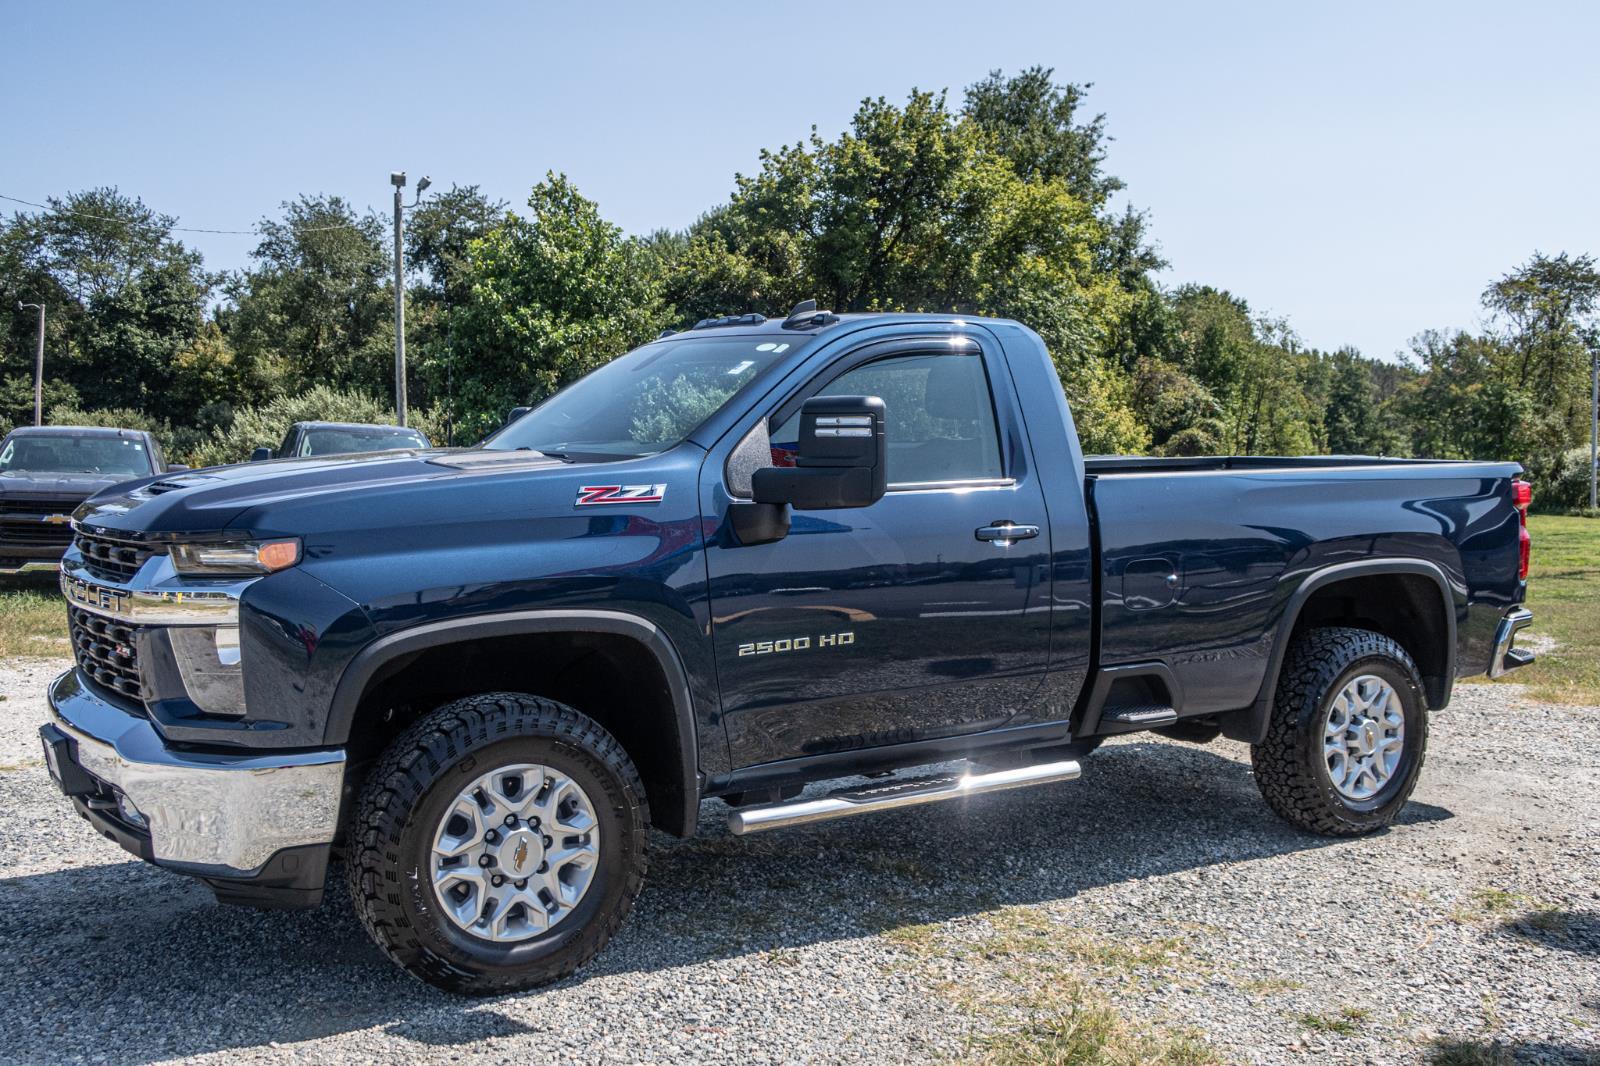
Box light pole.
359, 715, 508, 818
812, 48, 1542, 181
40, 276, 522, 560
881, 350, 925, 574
390, 171, 431, 427
17, 301, 44, 426
1590, 348, 1597, 510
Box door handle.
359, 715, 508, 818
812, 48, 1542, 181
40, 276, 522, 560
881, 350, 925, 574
975, 521, 1040, 546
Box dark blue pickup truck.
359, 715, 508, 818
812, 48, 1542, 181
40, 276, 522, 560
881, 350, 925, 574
39, 305, 1536, 993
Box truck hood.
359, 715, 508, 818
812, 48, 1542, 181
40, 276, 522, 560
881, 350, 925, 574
0, 469, 137, 499
75, 448, 570, 536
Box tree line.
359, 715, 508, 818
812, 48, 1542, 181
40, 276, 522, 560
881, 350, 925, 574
2, 68, 1596, 509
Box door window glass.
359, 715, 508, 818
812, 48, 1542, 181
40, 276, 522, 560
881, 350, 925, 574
771, 353, 1002, 485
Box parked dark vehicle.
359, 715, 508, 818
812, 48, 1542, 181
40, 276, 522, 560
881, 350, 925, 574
0, 426, 176, 574
39, 306, 1535, 994
250, 421, 430, 461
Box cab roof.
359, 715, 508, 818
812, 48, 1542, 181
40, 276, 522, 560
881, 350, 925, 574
6, 425, 151, 439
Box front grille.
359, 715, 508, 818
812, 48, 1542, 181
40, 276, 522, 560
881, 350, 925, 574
69, 606, 146, 701
0, 497, 79, 517
0, 521, 74, 546
74, 530, 160, 582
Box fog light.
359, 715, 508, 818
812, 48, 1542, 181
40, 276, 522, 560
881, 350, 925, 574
170, 625, 247, 716
117, 792, 147, 830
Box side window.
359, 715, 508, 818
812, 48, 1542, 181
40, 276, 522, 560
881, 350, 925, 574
771, 353, 1003, 486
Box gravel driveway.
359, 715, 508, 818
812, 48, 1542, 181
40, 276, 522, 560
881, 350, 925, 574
2, 656, 1596, 1064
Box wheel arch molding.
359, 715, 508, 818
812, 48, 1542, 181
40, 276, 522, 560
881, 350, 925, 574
327, 609, 702, 837
1229, 558, 1458, 743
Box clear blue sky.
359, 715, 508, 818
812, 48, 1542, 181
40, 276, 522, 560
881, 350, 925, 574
5, 0, 1596, 361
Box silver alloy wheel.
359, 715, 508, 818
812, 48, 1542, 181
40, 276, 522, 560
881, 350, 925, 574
1322, 674, 1405, 801
430, 763, 600, 942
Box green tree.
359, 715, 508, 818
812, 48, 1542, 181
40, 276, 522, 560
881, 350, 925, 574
0, 189, 212, 420
446, 174, 667, 441
1481, 251, 1600, 479
222, 195, 391, 397
962, 67, 1121, 204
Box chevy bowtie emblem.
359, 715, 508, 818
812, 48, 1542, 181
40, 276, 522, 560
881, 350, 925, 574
512, 838, 529, 872
575, 484, 666, 507
44, 514, 71, 524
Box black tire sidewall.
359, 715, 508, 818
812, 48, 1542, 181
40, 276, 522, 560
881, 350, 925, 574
1300, 652, 1426, 828
397, 730, 643, 981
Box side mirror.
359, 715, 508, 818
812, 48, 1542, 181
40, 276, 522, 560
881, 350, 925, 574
251, 447, 272, 462
165, 463, 190, 473
752, 396, 887, 510
506, 406, 532, 426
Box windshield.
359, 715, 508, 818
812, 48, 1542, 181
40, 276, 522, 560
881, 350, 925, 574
485, 334, 809, 458
299, 428, 427, 457
0, 434, 153, 476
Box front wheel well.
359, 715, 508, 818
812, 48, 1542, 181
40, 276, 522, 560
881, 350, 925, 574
341, 631, 695, 837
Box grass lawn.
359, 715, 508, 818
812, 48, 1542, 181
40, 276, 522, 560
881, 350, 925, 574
0, 572, 69, 660
1501, 514, 1600, 705
0, 514, 1592, 701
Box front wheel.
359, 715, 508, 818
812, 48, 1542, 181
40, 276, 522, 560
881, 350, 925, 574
1251, 627, 1428, 836
348, 692, 649, 994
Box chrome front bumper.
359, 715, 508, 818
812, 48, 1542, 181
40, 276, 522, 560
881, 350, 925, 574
1488, 607, 1535, 679
45, 669, 345, 876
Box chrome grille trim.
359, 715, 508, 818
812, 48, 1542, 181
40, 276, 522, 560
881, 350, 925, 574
68, 606, 146, 701
59, 552, 253, 626
73, 528, 159, 582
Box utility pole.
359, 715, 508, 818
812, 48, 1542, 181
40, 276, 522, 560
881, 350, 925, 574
18, 299, 44, 422
1591, 348, 1597, 510
390, 172, 409, 427
390, 171, 433, 428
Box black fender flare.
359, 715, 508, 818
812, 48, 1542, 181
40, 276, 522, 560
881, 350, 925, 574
326, 609, 701, 836
1231, 558, 1458, 743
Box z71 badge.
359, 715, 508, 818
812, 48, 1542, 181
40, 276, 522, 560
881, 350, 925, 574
575, 484, 667, 507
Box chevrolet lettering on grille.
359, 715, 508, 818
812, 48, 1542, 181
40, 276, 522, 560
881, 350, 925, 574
63, 575, 129, 615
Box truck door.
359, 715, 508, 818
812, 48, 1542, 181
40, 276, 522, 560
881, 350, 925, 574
703, 336, 1053, 769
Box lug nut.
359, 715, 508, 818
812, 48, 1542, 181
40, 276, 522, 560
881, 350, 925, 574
528, 817, 540, 829
504, 814, 517, 827
484, 829, 499, 844
478, 855, 493, 867
492, 874, 504, 887
543, 836, 552, 847
537, 861, 548, 873
514, 879, 527, 889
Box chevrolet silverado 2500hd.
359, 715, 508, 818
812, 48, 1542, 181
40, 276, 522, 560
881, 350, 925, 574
39, 304, 1536, 993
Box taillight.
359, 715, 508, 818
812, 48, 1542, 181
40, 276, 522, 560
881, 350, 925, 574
1513, 480, 1531, 580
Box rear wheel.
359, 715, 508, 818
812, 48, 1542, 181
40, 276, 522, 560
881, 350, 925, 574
1251, 627, 1428, 836
348, 692, 648, 994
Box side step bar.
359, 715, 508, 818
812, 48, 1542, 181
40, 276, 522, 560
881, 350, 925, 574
1100, 704, 1178, 731
727, 758, 1082, 835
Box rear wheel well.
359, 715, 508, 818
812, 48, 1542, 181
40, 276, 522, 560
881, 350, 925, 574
342, 632, 695, 836
1288, 573, 1452, 707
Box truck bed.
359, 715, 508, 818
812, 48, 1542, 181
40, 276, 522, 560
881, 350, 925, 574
1083, 454, 1508, 475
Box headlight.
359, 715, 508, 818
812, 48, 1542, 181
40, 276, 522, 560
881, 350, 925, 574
170, 538, 300, 576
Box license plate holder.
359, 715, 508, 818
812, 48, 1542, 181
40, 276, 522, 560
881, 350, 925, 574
38, 724, 99, 797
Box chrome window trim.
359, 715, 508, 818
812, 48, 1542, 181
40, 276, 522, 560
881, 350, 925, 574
885, 477, 1017, 494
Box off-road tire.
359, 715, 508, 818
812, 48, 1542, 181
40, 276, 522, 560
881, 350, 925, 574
1251, 627, 1428, 837
348, 692, 649, 995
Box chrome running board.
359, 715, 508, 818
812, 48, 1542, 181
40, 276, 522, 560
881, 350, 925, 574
726, 758, 1082, 835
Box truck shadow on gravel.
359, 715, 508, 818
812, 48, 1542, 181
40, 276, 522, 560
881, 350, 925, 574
0, 740, 1453, 1063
